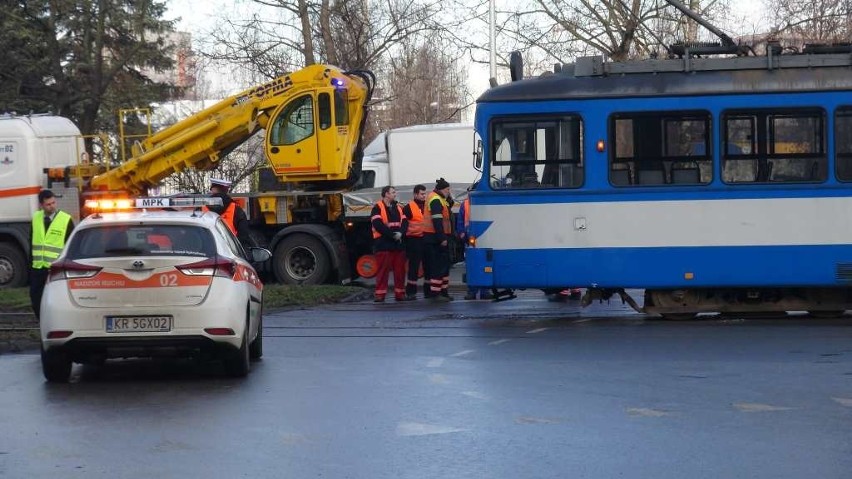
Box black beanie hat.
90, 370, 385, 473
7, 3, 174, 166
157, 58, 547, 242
435, 177, 450, 190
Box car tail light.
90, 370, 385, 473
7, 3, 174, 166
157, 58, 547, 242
48, 259, 102, 282
47, 330, 73, 339
204, 328, 235, 336
176, 256, 236, 278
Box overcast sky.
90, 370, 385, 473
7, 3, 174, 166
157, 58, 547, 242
163, 0, 768, 102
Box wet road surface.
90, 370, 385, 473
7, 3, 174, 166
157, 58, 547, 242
1, 291, 852, 478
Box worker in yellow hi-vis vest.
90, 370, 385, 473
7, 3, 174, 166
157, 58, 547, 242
30, 190, 74, 319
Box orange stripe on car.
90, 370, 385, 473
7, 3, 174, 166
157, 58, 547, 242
69, 271, 212, 289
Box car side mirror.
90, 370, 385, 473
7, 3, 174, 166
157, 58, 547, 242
249, 247, 272, 263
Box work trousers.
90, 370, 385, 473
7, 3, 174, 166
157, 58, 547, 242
29, 267, 49, 320
374, 250, 407, 300
424, 234, 450, 296
404, 236, 430, 297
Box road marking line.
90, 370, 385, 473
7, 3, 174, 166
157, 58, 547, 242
461, 391, 488, 400
832, 397, 852, 407
515, 416, 564, 425
526, 328, 549, 334
396, 422, 467, 437
733, 402, 794, 412
426, 357, 445, 368
450, 350, 475, 357
429, 374, 448, 384
488, 339, 511, 346
573, 318, 595, 323
626, 408, 670, 417
280, 433, 312, 445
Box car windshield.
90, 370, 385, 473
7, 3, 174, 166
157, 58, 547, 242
66, 224, 216, 259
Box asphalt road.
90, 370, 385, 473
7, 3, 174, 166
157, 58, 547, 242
1, 291, 851, 478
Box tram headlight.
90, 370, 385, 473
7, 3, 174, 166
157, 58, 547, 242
468, 235, 476, 247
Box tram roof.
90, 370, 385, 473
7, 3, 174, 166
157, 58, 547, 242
478, 53, 852, 103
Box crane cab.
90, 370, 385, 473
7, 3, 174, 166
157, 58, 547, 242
264, 67, 371, 184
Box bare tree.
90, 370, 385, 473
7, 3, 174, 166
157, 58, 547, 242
200, 0, 442, 75
445, 0, 733, 83
161, 0, 452, 192
764, 0, 851, 45
379, 39, 471, 129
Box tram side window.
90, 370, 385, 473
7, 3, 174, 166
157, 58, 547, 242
491, 116, 583, 189
609, 111, 711, 186
722, 109, 826, 183
835, 109, 852, 181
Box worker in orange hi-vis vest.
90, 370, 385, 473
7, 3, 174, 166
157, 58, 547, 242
422, 178, 454, 302
370, 185, 409, 302
205, 178, 255, 248
402, 184, 430, 300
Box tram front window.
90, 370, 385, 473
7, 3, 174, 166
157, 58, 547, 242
491, 116, 583, 189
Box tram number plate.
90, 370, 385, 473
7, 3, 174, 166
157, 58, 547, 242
106, 316, 172, 333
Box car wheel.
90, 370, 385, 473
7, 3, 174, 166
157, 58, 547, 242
273, 234, 330, 285
0, 242, 27, 288
249, 315, 263, 361
41, 347, 72, 383
224, 316, 250, 377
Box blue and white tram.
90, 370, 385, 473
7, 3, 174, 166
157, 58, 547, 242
466, 52, 852, 318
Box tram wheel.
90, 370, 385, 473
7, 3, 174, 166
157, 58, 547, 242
649, 289, 701, 320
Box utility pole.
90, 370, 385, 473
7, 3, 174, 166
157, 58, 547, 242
489, 0, 496, 80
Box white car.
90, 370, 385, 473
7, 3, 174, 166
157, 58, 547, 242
39, 198, 270, 382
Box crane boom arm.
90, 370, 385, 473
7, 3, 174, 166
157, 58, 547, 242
91, 64, 373, 194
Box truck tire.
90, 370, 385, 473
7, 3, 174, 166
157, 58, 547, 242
0, 242, 27, 288
273, 234, 331, 285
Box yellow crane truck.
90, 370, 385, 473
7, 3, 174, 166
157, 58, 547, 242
0, 65, 385, 286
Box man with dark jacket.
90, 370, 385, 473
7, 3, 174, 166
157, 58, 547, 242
371, 185, 409, 302
423, 178, 454, 302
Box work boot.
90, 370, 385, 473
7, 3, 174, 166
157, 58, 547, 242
441, 291, 454, 301
374, 296, 385, 303
481, 292, 494, 300
430, 295, 452, 303
405, 293, 418, 301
